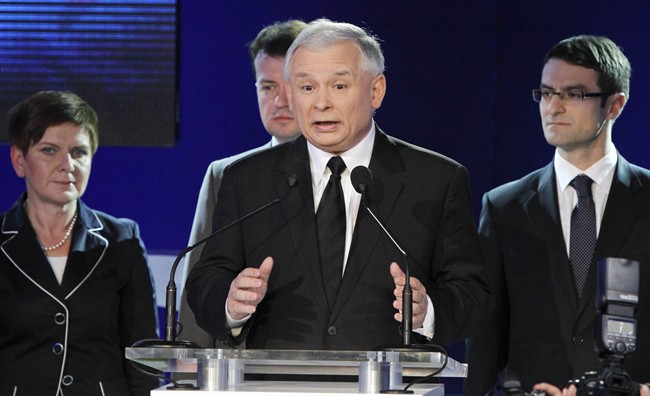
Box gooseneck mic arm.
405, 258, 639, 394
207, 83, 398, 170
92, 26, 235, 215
135, 172, 299, 348
351, 166, 412, 347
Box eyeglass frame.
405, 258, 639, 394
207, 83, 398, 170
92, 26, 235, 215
532, 89, 614, 103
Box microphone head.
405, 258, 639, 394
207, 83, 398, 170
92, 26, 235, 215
351, 165, 372, 194
287, 175, 299, 188
285, 158, 303, 188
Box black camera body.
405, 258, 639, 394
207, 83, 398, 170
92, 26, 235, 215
595, 258, 639, 357
495, 258, 641, 396
569, 258, 640, 396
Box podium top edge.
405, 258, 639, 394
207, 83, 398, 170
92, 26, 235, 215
126, 347, 454, 364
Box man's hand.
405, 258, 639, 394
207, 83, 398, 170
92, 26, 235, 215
533, 383, 565, 396
389, 262, 427, 329
226, 257, 273, 320
533, 382, 650, 396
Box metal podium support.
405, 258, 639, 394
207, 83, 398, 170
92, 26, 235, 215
126, 347, 467, 394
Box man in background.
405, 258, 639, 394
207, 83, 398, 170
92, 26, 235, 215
465, 35, 650, 395
178, 19, 306, 347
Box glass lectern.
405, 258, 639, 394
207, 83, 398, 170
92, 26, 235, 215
126, 347, 467, 395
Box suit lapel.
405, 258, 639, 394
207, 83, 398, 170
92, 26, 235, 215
331, 130, 405, 319
596, 155, 643, 260
61, 205, 107, 298
277, 138, 331, 311
575, 155, 644, 325
1, 198, 67, 300
525, 163, 579, 316
3, 224, 65, 298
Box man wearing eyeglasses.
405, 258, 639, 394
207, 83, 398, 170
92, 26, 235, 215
465, 35, 650, 395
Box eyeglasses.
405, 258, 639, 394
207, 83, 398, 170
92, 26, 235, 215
532, 89, 614, 103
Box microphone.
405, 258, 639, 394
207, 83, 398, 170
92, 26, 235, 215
134, 170, 300, 349
350, 166, 413, 347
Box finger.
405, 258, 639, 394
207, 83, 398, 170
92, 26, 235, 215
563, 384, 577, 396
409, 276, 424, 291
390, 262, 405, 285
532, 383, 563, 396
394, 311, 402, 323
258, 256, 274, 280
230, 287, 262, 303
232, 274, 265, 290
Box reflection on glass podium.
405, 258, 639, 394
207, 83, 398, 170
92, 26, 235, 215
126, 347, 467, 395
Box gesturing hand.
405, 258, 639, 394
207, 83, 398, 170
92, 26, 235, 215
389, 262, 428, 329
226, 257, 273, 320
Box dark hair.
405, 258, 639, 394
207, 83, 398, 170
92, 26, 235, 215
7, 91, 99, 155
544, 35, 631, 101
247, 19, 307, 75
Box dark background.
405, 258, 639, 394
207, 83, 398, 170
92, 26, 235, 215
0, 1, 177, 146
2, 1, 650, 393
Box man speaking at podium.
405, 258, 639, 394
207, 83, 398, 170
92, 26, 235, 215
186, 18, 492, 351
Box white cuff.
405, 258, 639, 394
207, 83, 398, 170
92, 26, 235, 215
225, 299, 251, 329
413, 294, 434, 340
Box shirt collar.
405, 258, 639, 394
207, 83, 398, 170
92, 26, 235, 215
270, 135, 299, 147
554, 145, 618, 192
308, 123, 376, 185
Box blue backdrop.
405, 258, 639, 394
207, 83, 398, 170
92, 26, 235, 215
2, 1, 650, 393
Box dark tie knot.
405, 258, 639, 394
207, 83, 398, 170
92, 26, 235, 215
327, 156, 347, 179
570, 175, 593, 198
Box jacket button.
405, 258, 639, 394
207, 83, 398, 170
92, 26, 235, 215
327, 325, 338, 336
52, 343, 64, 355
54, 312, 66, 325
62, 375, 74, 386
572, 336, 584, 345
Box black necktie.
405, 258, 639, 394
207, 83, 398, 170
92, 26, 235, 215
569, 175, 597, 299
317, 156, 347, 309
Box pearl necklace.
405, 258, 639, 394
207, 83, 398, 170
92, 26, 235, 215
24, 200, 79, 251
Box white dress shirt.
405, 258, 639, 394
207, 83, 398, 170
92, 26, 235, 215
307, 123, 434, 339
230, 123, 434, 339
554, 146, 617, 256
307, 126, 375, 270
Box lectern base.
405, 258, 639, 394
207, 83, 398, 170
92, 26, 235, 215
151, 380, 443, 395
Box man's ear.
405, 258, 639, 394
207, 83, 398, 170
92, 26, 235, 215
10, 145, 27, 178
606, 92, 626, 121
370, 74, 387, 110
285, 80, 294, 112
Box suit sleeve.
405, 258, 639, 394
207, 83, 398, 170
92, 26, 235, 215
464, 192, 509, 395
179, 162, 223, 348
186, 165, 248, 344
119, 221, 160, 395
428, 165, 494, 345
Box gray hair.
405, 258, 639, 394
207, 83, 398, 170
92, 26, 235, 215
284, 18, 385, 79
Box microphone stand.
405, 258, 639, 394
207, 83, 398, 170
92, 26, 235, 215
133, 177, 298, 348
130, 171, 299, 389
353, 169, 413, 348
362, 199, 413, 347
353, 166, 443, 394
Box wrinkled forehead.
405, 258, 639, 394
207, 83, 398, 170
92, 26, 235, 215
288, 42, 362, 78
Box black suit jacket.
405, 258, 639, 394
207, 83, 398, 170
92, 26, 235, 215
465, 155, 650, 394
187, 129, 492, 350
0, 196, 159, 396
